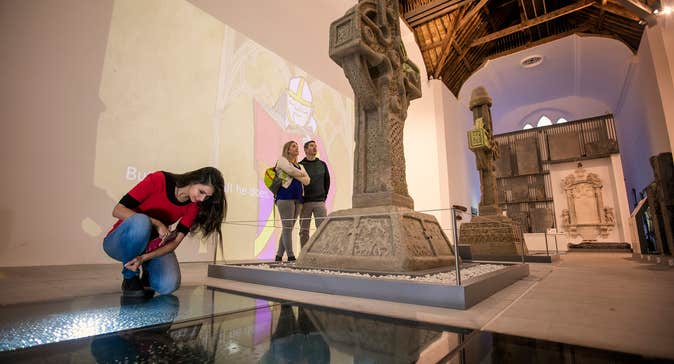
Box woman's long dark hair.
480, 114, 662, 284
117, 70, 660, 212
168, 167, 227, 239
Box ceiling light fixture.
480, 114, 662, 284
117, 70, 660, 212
520, 55, 544, 68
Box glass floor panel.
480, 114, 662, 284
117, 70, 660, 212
1, 285, 672, 363
0, 285, 285, 352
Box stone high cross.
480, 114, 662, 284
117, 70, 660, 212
468, 87, 500, 216
296, 0, 457, 273
329, 0, 421, 210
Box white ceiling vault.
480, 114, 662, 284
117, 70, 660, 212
458, 34, 636, 133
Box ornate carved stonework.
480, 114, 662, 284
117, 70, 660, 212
328, 0, 421, 210
459, 87, 527, 257
460, 216, 528, 257
296, 0, 457, 273
299, 206, 457, 272
561, 163, 615, 241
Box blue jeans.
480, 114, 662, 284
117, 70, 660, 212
103, 213, 181, 294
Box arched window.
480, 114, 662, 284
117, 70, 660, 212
522, 115, 568, 130
537, 116, 552, 127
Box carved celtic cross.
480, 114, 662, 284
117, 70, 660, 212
329, 0, 421, 209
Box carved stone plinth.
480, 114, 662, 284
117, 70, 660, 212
297, 206, 457, 272
460, 216, 528, 257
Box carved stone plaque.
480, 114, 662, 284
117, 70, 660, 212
530, 207, 553, 233
548, 132, 581, 161
495, 144, 512, 177
515, 138, 539, 174
509, 176, 530, 201
532, 175, 546, 200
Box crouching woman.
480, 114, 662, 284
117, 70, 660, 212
103, 167, 226, 296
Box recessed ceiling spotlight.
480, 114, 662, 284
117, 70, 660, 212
520, 55, 544, 68
654, 8, 660, 14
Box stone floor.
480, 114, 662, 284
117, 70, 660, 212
1, 252, 673, 360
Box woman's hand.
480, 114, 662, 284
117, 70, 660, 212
151, 219, 170, 240
124, 255, 144, 272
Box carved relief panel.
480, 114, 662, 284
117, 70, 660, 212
561, 163, 615, 241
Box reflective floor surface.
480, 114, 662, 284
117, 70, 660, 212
0, 285, 672, 363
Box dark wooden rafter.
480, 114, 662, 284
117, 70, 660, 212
404, 0, 471, 27
597, 1, 642, 21
432, 5, 465, 78
434, 0, 489, 78
398, 0, 654, 96
597, 0, 608, 30
469, 0, 595, 48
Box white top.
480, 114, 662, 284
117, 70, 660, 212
276, 156, 310, 188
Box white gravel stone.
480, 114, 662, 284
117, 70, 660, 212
239, 263, 507, 285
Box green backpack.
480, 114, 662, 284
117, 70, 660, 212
264, 164, 282, 195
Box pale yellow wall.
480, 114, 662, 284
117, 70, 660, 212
0, 0, 357, 266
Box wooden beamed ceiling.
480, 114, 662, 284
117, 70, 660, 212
398, 0, 661, 96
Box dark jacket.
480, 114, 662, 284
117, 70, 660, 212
299, 158, 330, 202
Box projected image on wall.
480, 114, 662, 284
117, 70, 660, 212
93, 0, 354, 260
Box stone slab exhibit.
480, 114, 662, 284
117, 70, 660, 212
529, 207, 553, 233
460, 216, 528, 257
515, 138, 540, 175
495, 144, 513, 177
548, 132, 581, 161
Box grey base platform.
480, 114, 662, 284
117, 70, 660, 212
208, 262, 529, 310
458, 245, 560, 263
468, 253, 561, 263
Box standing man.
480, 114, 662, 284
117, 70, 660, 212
299, 140, 330, 248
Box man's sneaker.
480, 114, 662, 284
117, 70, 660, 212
275, 256, 282, 262
287, 256, 296, 262
121, 276, 145, 297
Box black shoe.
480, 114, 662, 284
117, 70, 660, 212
287, 256, 296, 262
120, 295, 150, 306
140, 269, 150, 288
139, 267, 156, 297
275, 255, 282, 262
122, 276, 145, 297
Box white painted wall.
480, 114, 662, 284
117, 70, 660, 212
614, 21, 673, 202
401, 23, 452, 230
497, 96, 612, 133
549, 158, 629, 244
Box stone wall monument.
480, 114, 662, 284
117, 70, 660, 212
560, 163, 616, 241
459, 87, 528, 257
296, 0, 458, 273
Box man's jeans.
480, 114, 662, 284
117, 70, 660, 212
299, 201, 327, 248
103, 213, 181, 294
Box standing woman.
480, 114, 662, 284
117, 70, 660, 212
103, 167, 226, 297
275, 141, 310, 262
